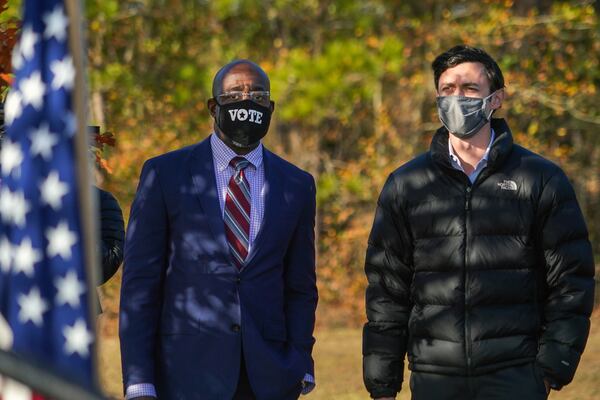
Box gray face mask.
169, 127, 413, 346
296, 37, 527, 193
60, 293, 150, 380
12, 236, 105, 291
436, 91, 496, 139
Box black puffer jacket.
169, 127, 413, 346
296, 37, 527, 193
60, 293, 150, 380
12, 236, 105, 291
363, 119, 595, 398
97, 187, 125, 284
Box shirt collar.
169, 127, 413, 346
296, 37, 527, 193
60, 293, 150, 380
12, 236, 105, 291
210, 133, 263, 172
448, 128, 495, 167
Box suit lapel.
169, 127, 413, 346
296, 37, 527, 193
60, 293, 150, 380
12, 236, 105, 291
242, 148, 284, 269
189, 139, 231, 263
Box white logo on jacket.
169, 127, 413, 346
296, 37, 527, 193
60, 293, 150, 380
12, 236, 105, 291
497, 180, 518, 191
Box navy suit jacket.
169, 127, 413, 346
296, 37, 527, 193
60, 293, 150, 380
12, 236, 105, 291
119, 137, 318, 400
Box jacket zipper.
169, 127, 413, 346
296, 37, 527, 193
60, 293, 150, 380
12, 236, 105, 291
464, 185, 472, 373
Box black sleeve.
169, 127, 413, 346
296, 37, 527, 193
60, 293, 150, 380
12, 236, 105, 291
363, 173, 413, 399
535, 170, 595, 388
98, 187, 125, 284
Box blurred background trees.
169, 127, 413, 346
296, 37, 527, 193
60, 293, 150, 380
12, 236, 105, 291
0, 0, 19, 96
5, 0, 598, 325
86, 0, 599, 326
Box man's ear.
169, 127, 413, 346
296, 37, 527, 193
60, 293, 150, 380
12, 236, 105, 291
490, 89, 505, 110
269, 100, 275, 113
207, 98, 217, 118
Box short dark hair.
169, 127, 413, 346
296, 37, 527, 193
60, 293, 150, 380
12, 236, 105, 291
432, 45, 505, 93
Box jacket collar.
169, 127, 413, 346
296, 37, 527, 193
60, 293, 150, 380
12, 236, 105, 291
430, 118, 514, 175
189, 138, 230, 265
242, 148, 284, 268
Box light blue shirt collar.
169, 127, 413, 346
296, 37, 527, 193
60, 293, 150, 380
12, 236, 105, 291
448, 129, 495, 183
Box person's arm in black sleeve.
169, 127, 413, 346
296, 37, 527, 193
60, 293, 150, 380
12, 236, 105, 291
363, 173, 414, 399
98, 187, 125, 284
535, 169, 595, 390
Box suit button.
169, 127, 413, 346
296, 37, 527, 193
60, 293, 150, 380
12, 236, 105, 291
231, 324, 241, 332
236, 277, 241, 284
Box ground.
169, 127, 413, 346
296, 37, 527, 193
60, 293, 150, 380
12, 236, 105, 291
98, 312, 600, 399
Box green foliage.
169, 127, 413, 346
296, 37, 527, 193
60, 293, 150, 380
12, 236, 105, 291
1, 0, 21, 20
271, 36, 403, 125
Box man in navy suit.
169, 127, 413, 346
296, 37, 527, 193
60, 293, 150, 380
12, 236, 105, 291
119, 60, 318, 400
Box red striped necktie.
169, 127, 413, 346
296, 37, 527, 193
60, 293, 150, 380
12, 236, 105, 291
224, 156, 251, 268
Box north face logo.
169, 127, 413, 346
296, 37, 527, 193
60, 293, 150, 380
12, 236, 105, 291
497, 180, 518, 191
228, 109, 263, 124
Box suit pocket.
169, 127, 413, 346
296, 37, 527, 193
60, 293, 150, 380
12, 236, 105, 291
262, 318, 287, 342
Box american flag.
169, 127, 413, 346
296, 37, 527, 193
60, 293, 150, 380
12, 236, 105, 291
0, 0, 95, 396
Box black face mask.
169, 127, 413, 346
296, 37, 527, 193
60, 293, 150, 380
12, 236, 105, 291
215, 99, 272, 148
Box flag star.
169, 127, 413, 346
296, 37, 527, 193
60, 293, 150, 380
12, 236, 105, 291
43, 6, 69, 42
30, 123, 59, 160
0, 188, 15, 222
63, 319, 93, 357
50, 57, 75, 90
9, 191, 31, 227
0, 139, 23, 176
40, 171, 69, 210
20, 72, 46, 110
13, 237, 42, 277
0, 189, 30, 227
11, 41, 24, 70
0, 237, 13, 274
4, 90, 23, 126
18, 287, 48, 326
19, 26, 38, 60
46, 221, 77, 260
0, 313, 14, 349
55, 270, 85, 308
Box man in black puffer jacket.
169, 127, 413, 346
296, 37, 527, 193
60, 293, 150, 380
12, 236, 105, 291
363, 45, 595, 400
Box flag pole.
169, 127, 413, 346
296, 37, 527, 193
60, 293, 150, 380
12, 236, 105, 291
64, 0, 101, 391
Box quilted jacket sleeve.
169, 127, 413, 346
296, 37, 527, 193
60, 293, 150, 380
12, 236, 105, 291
98, 188, 125, 284
536, 169, 595, 388
363, 173, 414, 399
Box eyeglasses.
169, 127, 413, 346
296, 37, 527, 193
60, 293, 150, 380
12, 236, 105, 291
216, 91, 271, 107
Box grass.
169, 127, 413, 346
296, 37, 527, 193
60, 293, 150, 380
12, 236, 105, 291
98, 313, 600, 399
